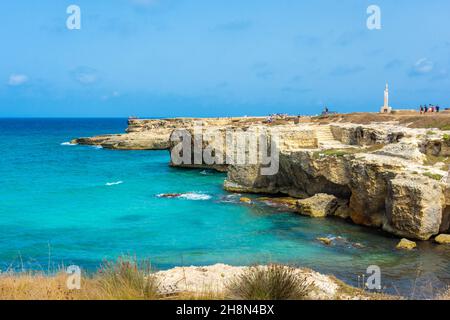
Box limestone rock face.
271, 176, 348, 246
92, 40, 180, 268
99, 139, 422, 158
435, 234, 450, 244
384, 174, 445, 240
330, 124, 406, 146
347, 155, 401, 227
72, 132, 170, 150
224, 146, 448, 240
419, 137, 450, 157
333, 199, 352, 219
396, 238, 417, 250
297, 194, 338, 218
374, 142, 426, 163
73, 117, 270, 150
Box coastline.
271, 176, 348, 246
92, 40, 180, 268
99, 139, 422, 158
0, 263, 397, 300
72, 112, 450, 242
1, 114, 449, 299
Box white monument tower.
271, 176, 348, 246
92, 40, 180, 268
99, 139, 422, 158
380, 83, 392, 113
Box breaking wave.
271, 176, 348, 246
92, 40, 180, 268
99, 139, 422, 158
157, 192, 211, 201
106, 181, 123, 186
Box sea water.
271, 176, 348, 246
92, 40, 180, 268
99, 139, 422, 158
0, 118, 449, 297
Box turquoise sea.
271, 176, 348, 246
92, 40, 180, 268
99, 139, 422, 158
0, 118, 449, 297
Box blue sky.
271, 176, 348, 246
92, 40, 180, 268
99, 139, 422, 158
1, 0, 450, 117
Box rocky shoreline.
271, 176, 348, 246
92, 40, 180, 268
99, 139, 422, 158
72, 113, 450, 242
155, 264, 391, 300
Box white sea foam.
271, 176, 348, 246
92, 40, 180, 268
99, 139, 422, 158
106, 181, 123, 186
156, 192, 211, 200
179, 193, 211, 200
92, 145, 103, 149
61, 142, 77, 146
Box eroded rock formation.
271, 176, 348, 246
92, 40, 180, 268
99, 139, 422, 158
73, 116, 450, 240
222, 123, 450, 240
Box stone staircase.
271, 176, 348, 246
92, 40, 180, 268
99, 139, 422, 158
314, 125, 347, 149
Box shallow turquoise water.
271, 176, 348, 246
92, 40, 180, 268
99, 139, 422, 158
0, 118, 449, 297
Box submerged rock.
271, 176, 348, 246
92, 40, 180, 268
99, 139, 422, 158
257, 197, 298, 210
157, 193, 182, 198
396, 238, 417, 250
434, 234, 450, 244
239, 197, 252, 204
317, 237, 333, 245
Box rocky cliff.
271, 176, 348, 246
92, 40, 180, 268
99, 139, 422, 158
71, 117, 270, 150
224, 123, 450, 240
73, 115, 450, 240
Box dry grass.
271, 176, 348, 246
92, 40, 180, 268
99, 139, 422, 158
309, 112, 450, 130
0, 257, 159, 300
226, 264, 313, 300
0, 273, 82, 300
93, 257, 159, 300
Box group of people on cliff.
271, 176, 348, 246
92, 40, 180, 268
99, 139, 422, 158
266, 113, 289, 123
420, 104, 440, 114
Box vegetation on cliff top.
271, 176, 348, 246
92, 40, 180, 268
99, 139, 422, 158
423, 172, 444, 181
313, 144, 385, 159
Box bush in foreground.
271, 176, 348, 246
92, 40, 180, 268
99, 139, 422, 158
94, 257, 159, 300
226, 264, 312, 300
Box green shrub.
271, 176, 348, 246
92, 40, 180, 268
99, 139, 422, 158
226, 264, 312, 300
314, 149, 349, 158
443, 134, 450, 142
423, 172, 443, 181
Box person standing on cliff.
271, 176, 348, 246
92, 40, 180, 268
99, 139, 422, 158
420, 105, 424, 114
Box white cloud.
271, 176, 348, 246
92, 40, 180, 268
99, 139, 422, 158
410, 58, 434, 76
8, 74, 28, 86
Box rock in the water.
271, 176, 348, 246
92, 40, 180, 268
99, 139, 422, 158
396, 238, 417, 250
317, 237, 333, 245
239, 197, 252, 204
257, 197, 298, 210
385, 174, 445, 240
434, 234, 450, 244
157, 193, 182, 198
297, 194, 338, 218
